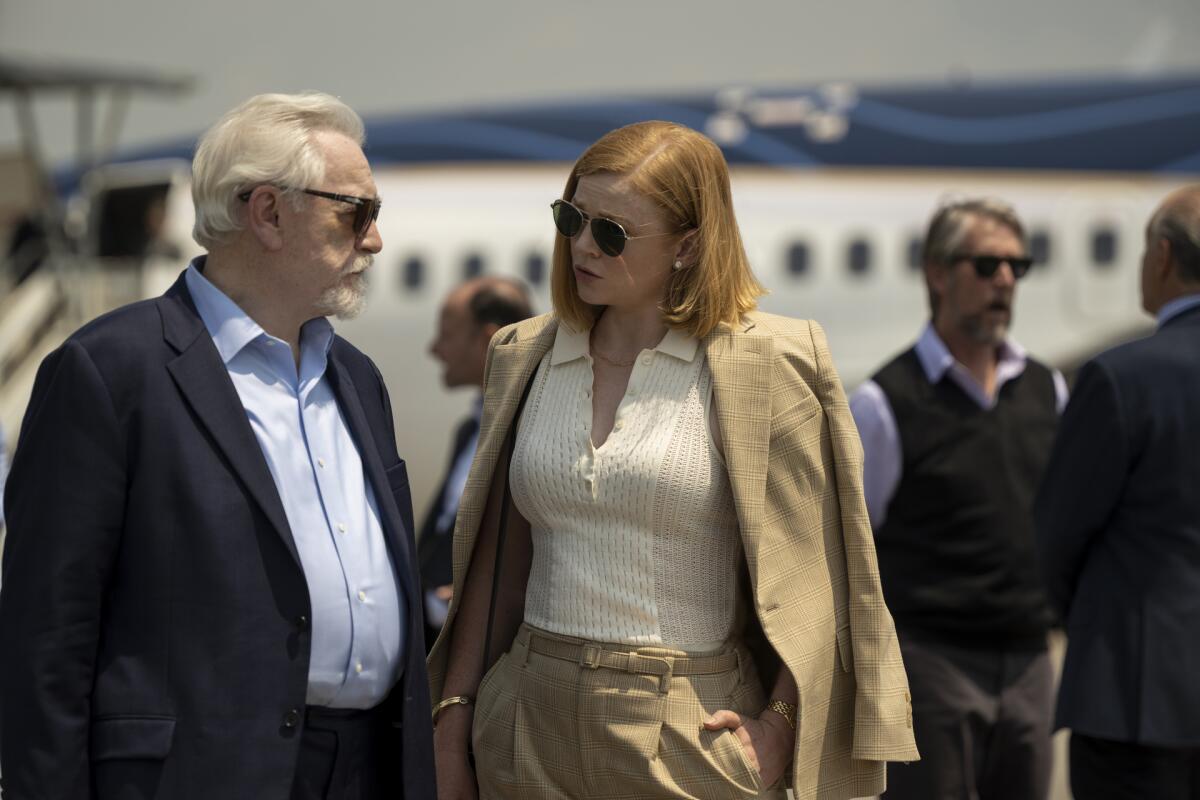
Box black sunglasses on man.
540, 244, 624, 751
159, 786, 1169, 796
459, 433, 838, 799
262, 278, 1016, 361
238, 186, 382, 239
951, 253, 1035, 280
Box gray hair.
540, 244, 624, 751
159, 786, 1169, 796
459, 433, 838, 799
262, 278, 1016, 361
922, 197, 1026, 314
191, 92, 365, 249
1150, 196, 1200, 283
922, 197, 1026, 267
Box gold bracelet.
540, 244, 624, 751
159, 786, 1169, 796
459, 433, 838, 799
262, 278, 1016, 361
764, 699, 796, 730
431, 694, 473, 724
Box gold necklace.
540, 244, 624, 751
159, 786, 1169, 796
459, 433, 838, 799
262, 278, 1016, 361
591, 344, 637, 368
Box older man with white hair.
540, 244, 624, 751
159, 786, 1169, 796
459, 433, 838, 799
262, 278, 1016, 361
0, 93, 435, 800
1037, 186, 1200, 800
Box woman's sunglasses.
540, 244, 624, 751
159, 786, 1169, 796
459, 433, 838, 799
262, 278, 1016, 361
239, 186, 382, 239
952, 253, 1034, 280
551, 199, 676, 257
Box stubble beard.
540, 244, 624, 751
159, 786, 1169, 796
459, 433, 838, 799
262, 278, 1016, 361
961, 307, 1012, 347
315, 256, 372, 320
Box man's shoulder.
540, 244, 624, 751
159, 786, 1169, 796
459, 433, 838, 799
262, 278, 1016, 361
71, 296, 162, 343
1086, 327, 1193, 385
1021, 353, 1058, 379
62, 296, 171, 371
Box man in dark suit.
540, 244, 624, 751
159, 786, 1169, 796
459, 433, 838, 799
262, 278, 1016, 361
0, 93, 435, 800
1036, 185, 1200, 799
420, 277, 531, 650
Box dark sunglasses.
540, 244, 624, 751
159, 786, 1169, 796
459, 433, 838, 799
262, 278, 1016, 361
551, 199, 677, 257
238, 187, 381, 239
951, 253, 1034, 280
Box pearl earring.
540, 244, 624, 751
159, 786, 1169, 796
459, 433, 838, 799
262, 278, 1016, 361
673, 260, 684, 271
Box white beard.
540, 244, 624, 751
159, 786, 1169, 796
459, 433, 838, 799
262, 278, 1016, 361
315, 256, 371, 319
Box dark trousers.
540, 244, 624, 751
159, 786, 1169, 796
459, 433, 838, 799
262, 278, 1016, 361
884, 635, 1054, 800
1070, 733, 1200, 799
290, 706, 401, 800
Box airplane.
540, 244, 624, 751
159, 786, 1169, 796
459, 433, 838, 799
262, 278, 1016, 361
10, 72, 1200, 517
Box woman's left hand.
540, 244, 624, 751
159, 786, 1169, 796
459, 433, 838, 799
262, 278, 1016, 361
703, 708, 794, 789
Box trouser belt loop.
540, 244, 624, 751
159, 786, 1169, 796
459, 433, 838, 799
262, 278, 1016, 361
735, 647, 750, 683
658, 655, 675, 694
580, 644, 602, 669
513, 628, 531, 668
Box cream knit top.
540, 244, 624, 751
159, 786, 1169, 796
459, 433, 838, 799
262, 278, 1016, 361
509, 324, 743, 652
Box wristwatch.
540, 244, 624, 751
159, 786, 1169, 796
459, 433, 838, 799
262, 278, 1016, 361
764, 698, 797, 730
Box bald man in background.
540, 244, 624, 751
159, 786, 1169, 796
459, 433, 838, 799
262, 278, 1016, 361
1036, 186, 1200, 799
419, 277, 532, 650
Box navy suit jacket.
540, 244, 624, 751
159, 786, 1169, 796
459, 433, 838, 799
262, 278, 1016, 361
1035, 304, 1200, 747
0, 273, 435, 799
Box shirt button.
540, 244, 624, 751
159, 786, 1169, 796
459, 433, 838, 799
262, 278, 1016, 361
317, 458, 326, 469
355, 662, 364, 674
640, 355, 651, 366
358, 590, 367, 602
614, 421, 623, 430
338, 523, 347, 533
282, 708, 301, 728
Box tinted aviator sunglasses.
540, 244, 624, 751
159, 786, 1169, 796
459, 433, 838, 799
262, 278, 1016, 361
551, 199, 677, 257
238, 186, 381, 239
952, 253, 1034, 280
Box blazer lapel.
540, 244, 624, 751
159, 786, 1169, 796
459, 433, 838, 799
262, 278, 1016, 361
326, 356, 418, 612
451, 321, 557, 590
705, 320, 774, 571
159, 281, 300, 569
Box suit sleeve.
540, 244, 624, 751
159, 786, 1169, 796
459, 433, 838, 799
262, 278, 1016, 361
807, 322, 918, 762
1034, 358, 1128, 619
0, 340, 127, 797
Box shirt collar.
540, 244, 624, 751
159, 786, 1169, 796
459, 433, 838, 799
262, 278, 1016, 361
549, 322, 700, 366
1157, 293, 1200, 328
185, 256, 334, 365
185, 257, 265, 364
913, 322, 1025, 385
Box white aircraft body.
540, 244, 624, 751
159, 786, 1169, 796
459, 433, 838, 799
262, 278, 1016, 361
73, 75, 1200, 515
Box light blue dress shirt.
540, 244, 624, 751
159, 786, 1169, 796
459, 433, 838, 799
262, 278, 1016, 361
1156, 292, 1200, 328
186, 260, 403, 709
849, 324, 1068, 527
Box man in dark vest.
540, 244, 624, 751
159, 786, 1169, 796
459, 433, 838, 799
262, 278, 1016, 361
850, 198, 1067, 799
1036, 186, 1200, 799
420, 276, 532, 651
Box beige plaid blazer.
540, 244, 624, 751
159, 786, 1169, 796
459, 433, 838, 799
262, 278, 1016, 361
428, 311, 918, 800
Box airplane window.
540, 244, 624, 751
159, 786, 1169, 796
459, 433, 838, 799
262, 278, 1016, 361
1091, 228, 1117, 267
907, 236, 923, 271
1030, 230, 1051, 268
400, 256, 424, 291
525, 251, 546, 286
463, 253, 485, 279
847, 238, 871, 276
786, 242, 810, 278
